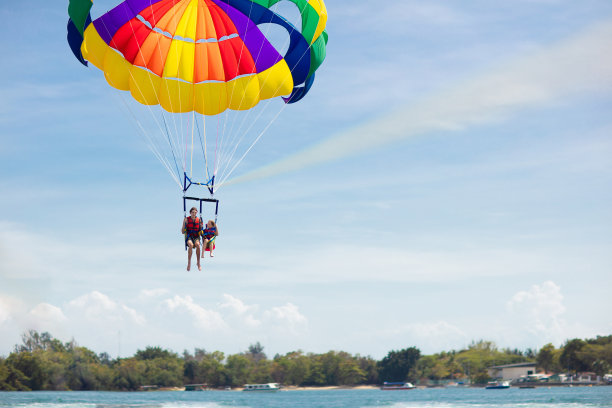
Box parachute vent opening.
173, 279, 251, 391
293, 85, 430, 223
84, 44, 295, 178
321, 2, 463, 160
271, 1, 303, 31
257, 23, 291, 57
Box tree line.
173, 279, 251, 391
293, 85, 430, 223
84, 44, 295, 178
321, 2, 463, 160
0, 331, 610, 391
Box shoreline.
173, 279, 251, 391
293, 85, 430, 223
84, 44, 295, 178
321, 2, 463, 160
155, 383, 611, 392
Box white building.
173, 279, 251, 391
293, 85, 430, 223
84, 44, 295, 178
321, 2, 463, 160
487, 362, 536, 381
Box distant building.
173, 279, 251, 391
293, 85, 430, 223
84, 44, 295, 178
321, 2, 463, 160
487, 362, 536, 381
576, 372, 598, 383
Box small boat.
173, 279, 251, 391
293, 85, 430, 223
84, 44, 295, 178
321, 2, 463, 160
381, 382, 416, 390
485, 381, 510, 389
184, 384, 206, 391
242, 383, 280, 392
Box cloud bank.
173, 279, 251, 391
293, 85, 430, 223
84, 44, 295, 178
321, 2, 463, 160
0, 290, 308, 357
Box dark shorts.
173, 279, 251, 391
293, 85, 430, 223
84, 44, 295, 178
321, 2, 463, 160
185, 234, 201, 247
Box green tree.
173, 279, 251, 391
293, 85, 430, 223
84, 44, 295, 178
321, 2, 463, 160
113, 358, 146, 390
135, 346, 177, 361
560, 339, 588, 373
195, 351, 227, 387
225, 354, 253, 386
356, 355, 379, 384
378, 347, 421, 383
247, 342, 267, 363
537, 343, 557, 373
6, 351, 45, 390
337, 359, 366, 385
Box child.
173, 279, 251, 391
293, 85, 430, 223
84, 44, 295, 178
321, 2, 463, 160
202, 220, 219, 257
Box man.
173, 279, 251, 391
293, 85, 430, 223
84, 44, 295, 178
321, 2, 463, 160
182, 207, 203, 271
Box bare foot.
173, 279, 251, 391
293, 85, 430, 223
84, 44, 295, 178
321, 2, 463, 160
187, 264, 191, 271
197, 264, 202, 271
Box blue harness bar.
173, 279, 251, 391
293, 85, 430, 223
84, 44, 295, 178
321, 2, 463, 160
183, 172, 215, 196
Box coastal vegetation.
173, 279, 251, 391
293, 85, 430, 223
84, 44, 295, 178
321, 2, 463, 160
0, 331, 610, 391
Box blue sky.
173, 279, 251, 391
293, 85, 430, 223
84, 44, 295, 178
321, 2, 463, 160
1, 0, 611, 360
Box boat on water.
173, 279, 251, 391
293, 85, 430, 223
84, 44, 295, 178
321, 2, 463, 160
485, 381, 511, 389
381, 382, 416, 390
242, 383, 280, 392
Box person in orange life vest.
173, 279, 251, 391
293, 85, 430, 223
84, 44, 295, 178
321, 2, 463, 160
182, 207, 203, 271
202, 220, 219, 257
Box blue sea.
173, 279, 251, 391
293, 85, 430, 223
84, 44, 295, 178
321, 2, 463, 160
0, 387, 611, 408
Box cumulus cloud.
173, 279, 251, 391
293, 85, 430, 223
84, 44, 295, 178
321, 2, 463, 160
68, 291, 145, 325
264, 303, 308, 335
29, 303, 67, 323
506, 281, 566, 336
0, 295, 24, 326
163, 295, 227, 330
219, 294, 262, 328
1, 289, 312, 356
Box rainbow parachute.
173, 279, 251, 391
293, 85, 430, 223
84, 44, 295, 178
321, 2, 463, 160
67, 0, 328, 197
68, 0, 327, 113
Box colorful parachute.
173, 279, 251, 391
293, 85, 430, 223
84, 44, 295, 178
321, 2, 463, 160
67, 0, 328, 194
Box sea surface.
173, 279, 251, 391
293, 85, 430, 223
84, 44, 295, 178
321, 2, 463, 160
0, 387, 611, 408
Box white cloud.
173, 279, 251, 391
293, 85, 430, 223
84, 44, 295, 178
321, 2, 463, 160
163, 295, 227, 330
219, 294, 261, 328
506, 281, 566, 338
68, 291, 146, 326
0, 295, 23, 326
29, 303, 67, 323
264, 303, 308, 335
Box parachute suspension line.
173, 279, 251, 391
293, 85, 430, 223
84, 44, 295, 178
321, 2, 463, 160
214, 112, 221, 180
195, 113, 210, 184
190, 110, 195, 178
218, 0, 273, 173
96, 16, 187, 187
217, 103, 288, 190
216, 101, 276, 182
159, 114, 183, 183
217, 5, 302, 183
117, 94, 182, 188
100, 9, 188, 190
218, 15, 320, 188
216, 3, 283, 182
214, 0, 257, 178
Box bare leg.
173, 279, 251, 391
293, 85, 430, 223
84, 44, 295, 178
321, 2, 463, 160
196, 243, 202, 271
203, 239, 209, 256
187, 241, 194, 271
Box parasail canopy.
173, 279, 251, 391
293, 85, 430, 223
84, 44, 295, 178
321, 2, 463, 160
67, 0, 328, 193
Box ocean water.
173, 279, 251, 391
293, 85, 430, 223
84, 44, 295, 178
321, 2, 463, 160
0, 387, 611, 408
